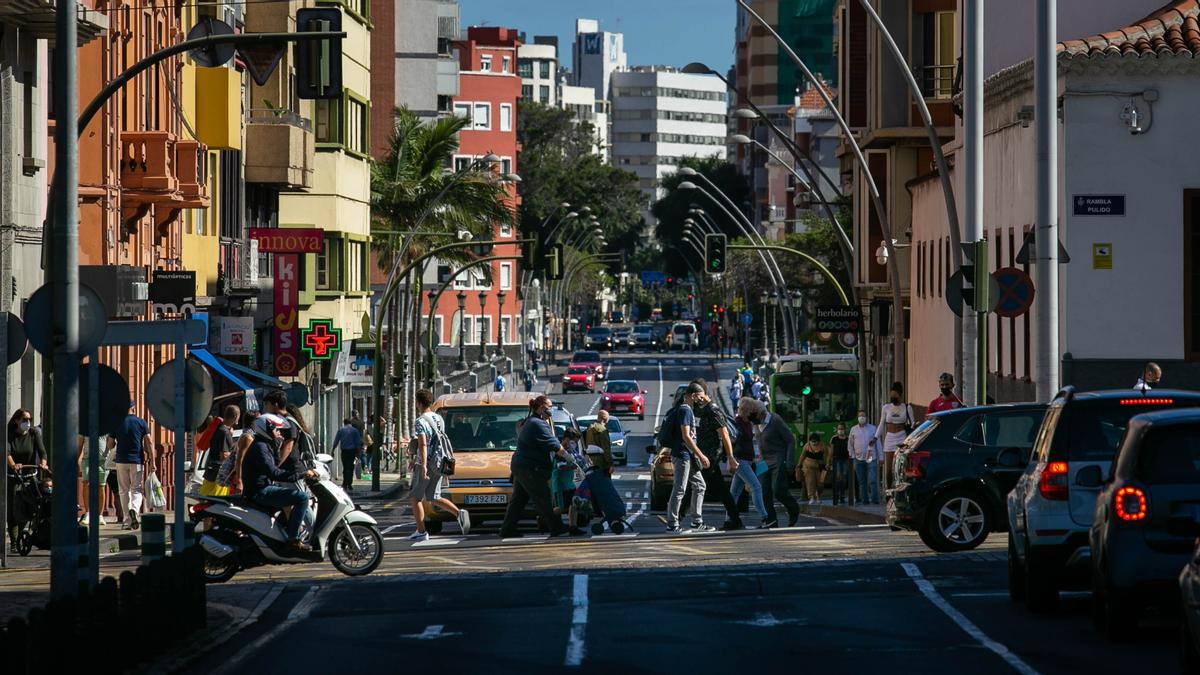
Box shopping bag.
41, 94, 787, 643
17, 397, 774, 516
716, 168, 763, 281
145, 473, 167, 511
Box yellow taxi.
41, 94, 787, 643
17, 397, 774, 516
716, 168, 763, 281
424, 391, 538, 531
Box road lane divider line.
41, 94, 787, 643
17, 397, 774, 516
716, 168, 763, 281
564, 574, 589, 667
654, 361, 665, 426
411, 537, 464, 548
212, 585, 321, 675
380, 524, 403, 535
636, 474, 651, 481
900, 563, 1040, 675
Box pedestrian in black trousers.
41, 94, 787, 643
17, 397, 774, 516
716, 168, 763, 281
499, 395, 576, 538
689, 381, 743, 530
755, 403, 800, 527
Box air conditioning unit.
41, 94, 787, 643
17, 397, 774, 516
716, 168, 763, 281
131, 282, 150, 301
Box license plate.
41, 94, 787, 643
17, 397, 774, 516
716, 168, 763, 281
465, 494, 508, 505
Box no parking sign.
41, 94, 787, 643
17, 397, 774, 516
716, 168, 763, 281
991, 267, 1036, 318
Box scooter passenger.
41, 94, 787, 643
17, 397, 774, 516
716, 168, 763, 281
244, 414, 316, 554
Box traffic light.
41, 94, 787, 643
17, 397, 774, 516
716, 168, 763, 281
705, 233, 728, 274
960, 239, 989, 310
799, 361, 814, 396
547, 243, 565, 281
296, 8, 343, 100
522, 223, 542, 271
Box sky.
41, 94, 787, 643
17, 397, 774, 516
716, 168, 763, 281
459, 0, 736, 74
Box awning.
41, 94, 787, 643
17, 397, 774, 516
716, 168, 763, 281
216, 354, 288, 388
190, 348, 254, 392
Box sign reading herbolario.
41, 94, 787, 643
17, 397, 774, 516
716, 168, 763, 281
250, 227, 325, 254
815, 306, 864, 333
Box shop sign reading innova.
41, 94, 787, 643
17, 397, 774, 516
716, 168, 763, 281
1073, 194, 1126, 216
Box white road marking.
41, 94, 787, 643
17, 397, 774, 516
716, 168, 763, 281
610, 474, 622, 480
210, 585, 320, 675
855, 524, 890, 529
654, 361, 665, 426
380, 524, 404, 535
588, 396, 601, 414
636, 474, 651, 481
502, 534, 550, 543
901, 563, 1040, 675
411, 537, 464, 548
287, 585, 323, 620
402, 624, 462, 640
564, 574, 589, 667
423, 555, 468, 567
735, 612, 806, 627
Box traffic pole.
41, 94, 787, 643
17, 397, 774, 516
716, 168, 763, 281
49, 0, 82, 599
1034, 0, 1060, 400
963, 0, 985, 406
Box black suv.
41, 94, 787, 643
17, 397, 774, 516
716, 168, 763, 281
888, 403, 1047, 552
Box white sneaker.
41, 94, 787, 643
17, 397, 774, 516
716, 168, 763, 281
407, 530, 429, 542
79, 513, 89, 526
97, 514, 107, 526
457, 509, 472, 535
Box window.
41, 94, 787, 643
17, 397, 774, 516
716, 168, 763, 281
499, 223, 513, 237
315, 99, 339, 143
315, 92, 369, 154
521, 84, 533, 99
454, 267, 471, 289
472, 103, 491, 130
345, 97, 368, 155
454, 156, 472, 172
463, 315, 477, 344
518, 60, 533, 78
917, 11, 956, 99
453, 102, 471, 120
347, 240, 365, 292
435, 316, 447, 346
501, 158, 512, 175
500, 263, 512, 289
316, 237, 344, 290
539, 86, 550, 103
479, 316, 492, 344
1136, 427, 1200, 484
502, 56, 511, 73
480, 54, 492, 72
540, 60, 550, 78
499, 104, 512, 132
954, 412, 1043, 448
500, 316, 512, 344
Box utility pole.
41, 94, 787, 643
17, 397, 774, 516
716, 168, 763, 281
1034, 0, 1060, 400
963, 0, 985, 406
50, 0, 81, 598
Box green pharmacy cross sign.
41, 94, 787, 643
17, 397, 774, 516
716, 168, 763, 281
300, 319, 342, 361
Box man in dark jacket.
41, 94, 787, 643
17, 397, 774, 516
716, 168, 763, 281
756, 405, 800, 527
689, 380, 742, 530
499, 395, 573, 538
243, 415, 315, 552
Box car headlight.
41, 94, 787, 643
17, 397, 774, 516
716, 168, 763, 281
613, 438, 625, 447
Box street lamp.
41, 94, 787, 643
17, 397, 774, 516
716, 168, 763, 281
477, 291, 488, 363
427, 289, 438, 380
495, 290, 507, 357
456, 290, 468, 371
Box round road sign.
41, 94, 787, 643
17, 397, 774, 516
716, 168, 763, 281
24, 283, 108, 357
146, 358, 214, 430
992, 267, 1036, 318
80, 363, 131, 436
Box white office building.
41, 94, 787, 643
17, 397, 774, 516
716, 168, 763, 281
610, 67, 727, 223
571, 18, 627, 101
518, 37, 557, 105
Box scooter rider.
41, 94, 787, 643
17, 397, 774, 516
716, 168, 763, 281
243, 414, 316, 553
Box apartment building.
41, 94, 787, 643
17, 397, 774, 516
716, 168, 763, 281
518, 36, 557, 105
571, 18, 627, 101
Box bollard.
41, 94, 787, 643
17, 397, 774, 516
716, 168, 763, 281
76, 524, 90, 592
182, 519, 196, 550
468, 372, 478, 392
140, 513, 166, 563
504, 357, 513, 374
489, 364, 498, 386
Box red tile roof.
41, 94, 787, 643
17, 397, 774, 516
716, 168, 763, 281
1059, 1, 1200, 58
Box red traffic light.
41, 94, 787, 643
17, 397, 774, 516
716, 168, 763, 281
717, 307, 725, 313
687, 294, 694, 300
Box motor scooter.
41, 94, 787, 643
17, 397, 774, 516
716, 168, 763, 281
190, 453, 382, 582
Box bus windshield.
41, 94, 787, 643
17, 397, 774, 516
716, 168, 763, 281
772, 372, 858, 427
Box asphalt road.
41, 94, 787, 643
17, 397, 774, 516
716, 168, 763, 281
169, 352, 1178, 673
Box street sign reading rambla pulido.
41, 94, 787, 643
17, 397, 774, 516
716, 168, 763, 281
249, 227, 325, 254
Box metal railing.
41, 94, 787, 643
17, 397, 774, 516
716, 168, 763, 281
246, 108, 313, 131
914, 63, 956, 100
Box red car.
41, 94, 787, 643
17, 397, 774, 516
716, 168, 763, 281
562, 366, 597, 392
570, 350, 604, 381
599, 380, 646, 420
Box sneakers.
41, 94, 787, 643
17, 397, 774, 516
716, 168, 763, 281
665, 525, 684, 534
787, 512, 800, 527
79, 513, 89, 526
129, 513, 140, 530
407, 530, 429, 542
689, 524, 716, 533
759, 519, 778, 529
457, 509, 472, 535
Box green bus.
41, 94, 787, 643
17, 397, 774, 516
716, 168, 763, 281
769, 354, 859, 464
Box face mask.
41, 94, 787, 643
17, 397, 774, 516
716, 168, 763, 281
18, 421, 30, 433
837, 429, 846, 437
890, 396, 900, 405
940, 387, 953, 396
857, 416, 867, 425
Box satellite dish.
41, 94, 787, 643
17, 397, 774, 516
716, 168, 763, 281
186, 18, 236, 68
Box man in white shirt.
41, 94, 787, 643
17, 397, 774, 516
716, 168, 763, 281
1134, 362, 1161, 392
848, 409, 880, 504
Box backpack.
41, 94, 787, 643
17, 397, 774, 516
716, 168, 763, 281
419, 412, 456, 476
284, 415, 317, 468
655, 405, 683, 451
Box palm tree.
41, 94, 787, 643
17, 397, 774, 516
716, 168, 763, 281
371, 106, 515, 268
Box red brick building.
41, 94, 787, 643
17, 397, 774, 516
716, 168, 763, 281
422, 27, 523, 363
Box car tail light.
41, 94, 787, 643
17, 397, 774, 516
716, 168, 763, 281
1114, 486, 1148, 522
904, 451, 930, 479
189, 502, 212, 516
1119, 398, 1174, 405
1038, 461, 1069, 500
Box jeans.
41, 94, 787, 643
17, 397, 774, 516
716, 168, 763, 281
831, 458, 850, 505
700, 462, 739, 523
500, 462, 565, 536
729, 461, 768, 519
760, 464, 799, 525
253, 485, 310, 541
854, 460, 879, 503
340, 449, 359, 489
115, 463, 145, 518
666, 452, 707, 528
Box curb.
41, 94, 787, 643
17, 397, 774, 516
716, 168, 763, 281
799, 503, 887, 525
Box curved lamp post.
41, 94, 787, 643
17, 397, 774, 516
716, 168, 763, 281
496, 290, 507, 358
477, 291, 487, 364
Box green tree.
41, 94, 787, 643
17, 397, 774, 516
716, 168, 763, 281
517, 101, 645, 246
651, 157, 752, 278
371, 107, 514, 268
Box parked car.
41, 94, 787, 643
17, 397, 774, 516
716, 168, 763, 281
599, 380, 646, 420
584, 326, 614, 350
1007, 387, 1200, 612
888, 402, 1047, 552
562, 366, 596, 393
670, 322, 697, 351
577, 414, 627, 465
631, 324, 658, 351
570, 350, 604, 380
550, 403, 581, 438
1090, 409, 1200, 639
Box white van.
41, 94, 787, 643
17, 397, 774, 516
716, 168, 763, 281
670, 322, 697, 351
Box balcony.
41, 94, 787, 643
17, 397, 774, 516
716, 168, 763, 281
911, 64, 957, 128
244, 109, 314, 190
176, 140, 210, 209
120, 131, 211, 230
121, 131, 179, 194
5, 0, 109, 46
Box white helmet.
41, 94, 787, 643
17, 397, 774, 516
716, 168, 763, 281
252, 413, 287, 441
